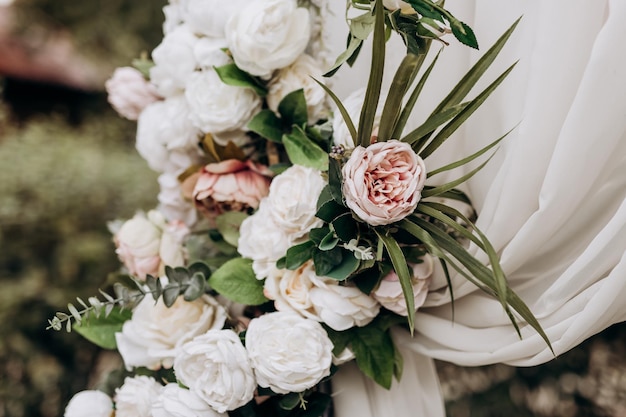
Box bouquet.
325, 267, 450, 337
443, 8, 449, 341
51, 1, 551, 416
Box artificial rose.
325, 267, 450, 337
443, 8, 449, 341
105, 67, 161, 120
192, 159, 272, 222
174, 330, 256, 413
153, 384, 227, 417
183, 0, 245, 38
342, 140, 427, 226
158, 173, 199, 227
225, 0, 311, 78
150, 25, 198, 97
373, 255, 434, 316
193, 37, 231, 70
115, 376, 163, 417
267, 54, 328, 122
309, 275, 380, 331
185, 70, 262, 133
136, 95, 203, 174
64, 390, 113, 417
265, 165, 325, 240
237, 200, 294, 280
332, 88, 384, 149
246, 312, 333, 394
114, 210, 188, 279
263, 262, 319, 321
162, 4, 184, 35
116, 293, 227, 370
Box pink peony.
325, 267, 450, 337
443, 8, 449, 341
342, 140, 426, 226
105, 67, 161, 120
192, 159, 272, 222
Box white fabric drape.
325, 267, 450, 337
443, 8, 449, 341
326, 1, 626, 415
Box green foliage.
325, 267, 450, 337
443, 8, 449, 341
208, 258, 268, 305
73, 308, 132, 349
214, 64, 268, 97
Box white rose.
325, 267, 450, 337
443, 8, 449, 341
246, 312, 333, 394
266, 165, 325, 240
174, 330, 256, 413
225, 0, 311, 78
267, 54, 329, 123
162, 4, 184, 34
116, 294, 227, 370
263, 262, 320, 321
184, 0, 246, 38
136, 95, 203, 173
332, 88, 384, 149
150, 25, 198, 97
64, 390, 113, 417
153, 384, 226, 417
193, 37, 231, 70
105, 67, 161, 121
237, 200, 294, 280
309, 276, 380, 331
115, 376, 163, 417
373, 255, 434, 316
158, 173, 199, 227
185, 70, 262, 133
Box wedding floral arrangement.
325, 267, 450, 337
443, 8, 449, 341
50, 1, 551, 416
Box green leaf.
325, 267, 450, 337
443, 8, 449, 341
165, 266, 189, 284
285, 241, 316, 270
215, 211, 249, 247
350, 11, 376, 40
316, 199, 346, 223
328, 158, 344, 205
162, 284, 180, 307
353, 266, 383, 294
247, 110, 284, 143
74, 308, 132, 350
188, 262, 212, 279
279, 393, 301, 411
278, 89, 308, 127
309, 227, 331, 245
294, 392, 331, 417
403, 102, 467, 148
214, 63, 267, 97
183, 273, 207, 301
450, 19, 479, 49
313, 247, 343, 276
349, 324, 396, 389
324, 35, 363, 77
325, 251, 360, 281
331, 212, 357, 242
283, 127, 329, 171
312, 77, 357, 146
319, 230, 340, 251
131, 57, 155, 79
208, 258, 268, 305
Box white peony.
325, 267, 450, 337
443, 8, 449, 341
267, 54, 329, 123
162, 4, 185, 34
193, 37, 231, 70
183, 0, 246, 38
332, 88, 384, 149
150, 24, 199, 97
174, 330, 256, 413
263, 262, 319, 321
105, 67, 161, 121
64, 390, 113, 417
246, 312, 333, 394
266, 165, 325, 240
116, 294, 227, 370
225, 0, 311, 78
237, 200, 294, 280
309, 275, 380, 331
185, 70, 262, 133
153, 384, 226, 417
115, 376, 163, 417
157, 173, 199, 227
136, 95, 203, 174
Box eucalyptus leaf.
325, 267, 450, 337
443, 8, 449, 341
188, 262, 212, 280
208, 258, 268, 305
162, 285, 180, 308
74, 308, 132, 350
183, 273, 207, 301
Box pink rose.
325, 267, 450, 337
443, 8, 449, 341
342, 140, 426, 226
192, 159, 272, 221
105, 67, 161, 120
372, 255, 434, 316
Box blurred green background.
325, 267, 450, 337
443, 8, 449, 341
1, 1, 625, 416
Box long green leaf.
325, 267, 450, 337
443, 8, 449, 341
403, 103, 467, 147
312, 77, 357, 146
375, 230, 415, 333
420, 62, 517, 159
415, 204, 484, 249
357, 0, 385, 147
421, 150, 496, 198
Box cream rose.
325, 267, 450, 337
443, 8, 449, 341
193, 37, 231, 70
225, 0, 311, 78
152, 384, 227, 417
263, 262, 319, 321
267, 54, 328, 123
115, 376, 163, 417
184, 0, 246, 38
245, 312, 333, 394
174, 330, 256, 413
185, 70, 262, 133
373, 255, 434, 316
342, 140, 427, 226
105, 67, 161, 120
116, 293, 227, 370
265, 165, 325, 240
309, 275, 380, 331
157, 173, 199, 227
150, 25, 198, 97
64, 391, 113, 417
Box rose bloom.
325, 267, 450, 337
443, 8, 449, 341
105, 67, 161, 120
225, 0, 311, 78
183, 0, 246, 38
116, 293, 227, 370
150, 24, 198, 97
309, 275, 380, 331
157, 173, 199, 227
263, 261, 319, 321
152, 384, 227, 417
114, 210, 188, 279
193, 37, 231, 70
190, 159, 272, 223
332, 88, 384, 149
267, 54, 328, 123
64, 390, 113, 417
373, 255, 434, 316
342, 140, 427, 226
174, 330, 256, 413
246, 312, 333, 394
115, 376, 163, 417
265, 165, 325, 240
